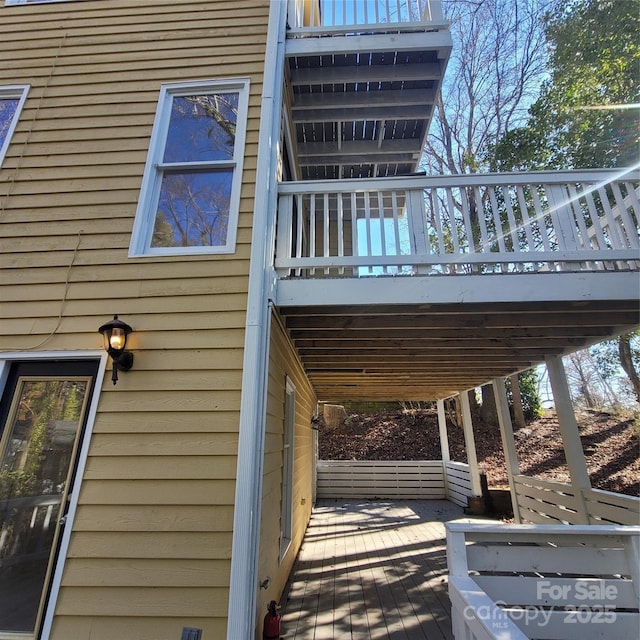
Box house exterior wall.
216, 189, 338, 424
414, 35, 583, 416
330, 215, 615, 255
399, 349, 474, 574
0, 1, 270, 638
257, 310, 316, 631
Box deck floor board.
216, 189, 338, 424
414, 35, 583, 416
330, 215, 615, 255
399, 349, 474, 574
281, 500, 494, 639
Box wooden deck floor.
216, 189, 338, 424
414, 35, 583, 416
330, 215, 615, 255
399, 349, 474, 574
280, 500, 494, 640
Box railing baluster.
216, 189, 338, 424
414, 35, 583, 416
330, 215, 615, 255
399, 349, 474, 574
610, 182, 639, 248
473, 185, 491, 254
566, 184, 590, 250
391, 191, 403, 264
624, 182, 640, 225
530, 186, 553, 252
429, 189, 443, 260
566, 183, 594, 271
445, 187, 461, 256
323, 192, 330, 275
500, 184, 521, 269
276, 193, 293, 277
513, 184, 536, 255
597, 184, 629, 270
309, 192, 316, 276
487, 186, 507, 254
582, 186, 615, 271
459, 187, 476, 255
377, 191, 387, 273
408, 187, 429, 274
364, 191, 373, 273
350, 191, 358, 268
337, 191, 345, 275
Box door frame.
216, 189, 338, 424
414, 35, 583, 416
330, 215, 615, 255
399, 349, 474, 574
0, 351, 107, 640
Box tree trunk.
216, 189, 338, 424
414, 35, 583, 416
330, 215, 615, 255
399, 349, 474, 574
480, 384, 498, 425
510, 374, 526, 429
619, 334, 640, 403
468, 388, 481, 420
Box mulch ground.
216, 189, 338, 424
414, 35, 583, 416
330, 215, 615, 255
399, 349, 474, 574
318, 407, 640, 497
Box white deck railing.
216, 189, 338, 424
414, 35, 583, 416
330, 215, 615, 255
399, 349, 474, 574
514, 475, 640, 526
287, 0, 444, 32
276, 169, 640, 278
446, 523, 640, 640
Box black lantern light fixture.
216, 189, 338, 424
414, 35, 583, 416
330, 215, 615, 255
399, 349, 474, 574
98, 315, 134, 385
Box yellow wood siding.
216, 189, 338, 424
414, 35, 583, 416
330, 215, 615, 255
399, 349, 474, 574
257, 310, 316, 630
0, 1, 270, 637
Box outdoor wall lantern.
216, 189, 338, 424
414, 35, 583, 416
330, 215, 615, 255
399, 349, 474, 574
98, 315, 134, 385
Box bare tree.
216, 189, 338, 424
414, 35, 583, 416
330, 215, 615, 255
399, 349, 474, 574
565, 349, 621, 409
423, 0, 556, 175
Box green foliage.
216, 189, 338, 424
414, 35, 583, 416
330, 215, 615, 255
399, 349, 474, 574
507, 369, 544, 421
494, 0, 640, 170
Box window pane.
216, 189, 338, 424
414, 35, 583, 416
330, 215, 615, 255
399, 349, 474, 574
152, 169, 233, 248
0, 378, 89, 634
163, 94, 239, 163
0, 98, 19, 151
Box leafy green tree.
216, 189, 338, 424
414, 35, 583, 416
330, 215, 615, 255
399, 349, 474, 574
493, 0, 640, 407
494, 0, 640, 170
511, 369, 544, 421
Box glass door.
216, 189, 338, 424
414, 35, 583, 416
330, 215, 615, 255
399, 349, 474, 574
0, 361, 98, 639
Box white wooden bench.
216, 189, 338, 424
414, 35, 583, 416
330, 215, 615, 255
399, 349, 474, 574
445, 523, 640, 640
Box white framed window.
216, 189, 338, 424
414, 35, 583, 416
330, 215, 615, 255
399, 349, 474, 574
129, 79, 250, 257
280, 377, 296, 561
0, 85, 28, 166
5, 1, 86, 5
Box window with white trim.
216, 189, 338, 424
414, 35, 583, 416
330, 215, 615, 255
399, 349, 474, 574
129, 79, 249, 257
0, 85, 28, 166
5, 1, 86, 5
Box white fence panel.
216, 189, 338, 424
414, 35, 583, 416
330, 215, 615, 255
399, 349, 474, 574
444, 460, 473, 507
316, 460, 445, 499
584, 487, 640, 526
514, 475, 640, 526
514, 475, 583, 524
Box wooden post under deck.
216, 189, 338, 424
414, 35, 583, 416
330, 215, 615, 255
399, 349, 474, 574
437, 398, 451, 499
545, 354, 591, 523
459, 391, 483, 503
492, 377, 522, 523
437, 399, 451, 461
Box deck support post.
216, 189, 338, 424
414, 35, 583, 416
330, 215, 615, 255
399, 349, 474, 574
459, 391, 483, 506
437, 398, 451, 499
492, 377, 522, 523
545, 354, 591, 523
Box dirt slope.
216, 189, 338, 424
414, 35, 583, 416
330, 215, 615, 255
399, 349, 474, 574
318, 407, 639, 497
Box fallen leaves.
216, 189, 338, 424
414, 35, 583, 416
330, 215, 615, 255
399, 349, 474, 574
318, 407, 639, 497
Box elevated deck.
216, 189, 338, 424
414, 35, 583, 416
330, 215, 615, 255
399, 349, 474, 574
273, 169, 640, 401
285, 0, 451, 180
280, 3, 639, 402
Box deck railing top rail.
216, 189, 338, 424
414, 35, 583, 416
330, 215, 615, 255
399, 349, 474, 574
287, 0, 446, 34
276, 167, 640, 278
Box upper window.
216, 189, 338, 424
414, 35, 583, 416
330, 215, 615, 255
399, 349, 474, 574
129, 79, 250, 257
0, 86, 28, 166
5, 1, 85, 5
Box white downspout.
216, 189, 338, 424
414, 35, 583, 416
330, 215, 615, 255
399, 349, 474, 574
226, 2, 287, 638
